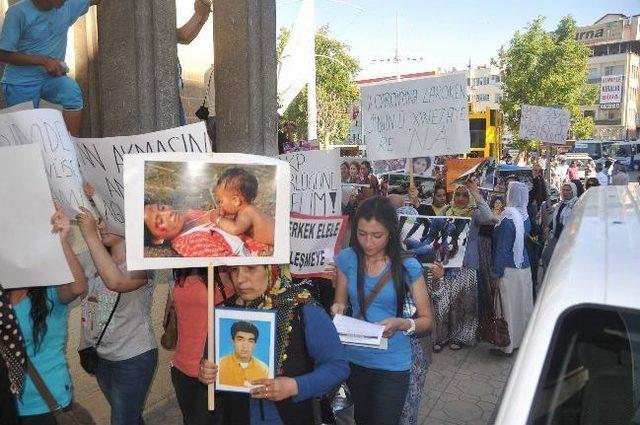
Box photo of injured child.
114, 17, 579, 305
124, 153, 290, 270
400, 216, 471, 268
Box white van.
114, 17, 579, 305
494, 183, 640, 424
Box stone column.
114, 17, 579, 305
93, 0, 179, 136
213, 0, 277, 156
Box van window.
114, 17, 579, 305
528, 306, 640, 424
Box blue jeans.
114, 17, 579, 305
96, 349, 158, 425
348, 363, 410, 425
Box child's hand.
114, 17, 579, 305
83, 181, 95, 198
51, 204, 71, 240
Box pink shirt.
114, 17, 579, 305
172, 275, 235, 377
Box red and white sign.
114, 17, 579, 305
600, 75, 622, 105
289, 213, 347, 278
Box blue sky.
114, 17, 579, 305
276, 0, 639, 79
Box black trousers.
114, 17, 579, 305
171, 366, 220, 425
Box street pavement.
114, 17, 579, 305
143, 341, 515, 425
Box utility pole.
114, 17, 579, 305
307, 0, 318, 141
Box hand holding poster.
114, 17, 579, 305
0, 109, 92, 217
75, 122, 211, 235
0, 144, 72, 288
519, 104, 570, 145
361, 73, 470, 160
289, 213, 347, 278
279, 149, 341, 216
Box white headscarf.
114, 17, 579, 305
497, 181, 529, 268
555, 182, 578, 228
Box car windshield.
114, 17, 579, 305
528, 306, 640, 424
612, 144, 636, 157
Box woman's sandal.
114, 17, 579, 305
433, 343, 443, 353
449, 343, 462, 351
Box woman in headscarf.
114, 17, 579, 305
429, 181, 496, 352
541, 182, 578, 269
198, 265, 349, 424
490, 182, 533, 356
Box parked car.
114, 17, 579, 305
494, 183, 640, 424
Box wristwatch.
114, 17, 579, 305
403, 318, 416, 336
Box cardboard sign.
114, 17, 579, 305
124, 152, 290, 270
519, 104, 570, 145
0, 144, 72, 288
74, 122, 211, 235
444, 158, 485, 192
361, 73, 470, 160
279, 149, 341, 216
0, 109, 92, 217
289, 213, 347, 278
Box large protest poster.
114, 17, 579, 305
74, 122, 211, 235
0, 144, 72, 288
519, 104, 570, 145
279, 149, 342, 216
452, 158, 497, 190
361, 73, 470, 160
124, 152, 290, 270
0, 109, 92, 217
600, 75, 622, 105
289, 213, 347, 278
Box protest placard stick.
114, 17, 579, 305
207, 263, 215, 410
409, 159, 416, 191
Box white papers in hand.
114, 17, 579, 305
333, 314, 388, 350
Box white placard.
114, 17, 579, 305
278, 149, 342, 216
124, 152, 290, 270
600, 75, 622, 105
74, 122, 210, 235
0, 102, 34, 114
0, 144, 72, 288
519, 104, 570, 145
361, 73, 470, 160
0, 109, 92, 217
289, 213, 347, 278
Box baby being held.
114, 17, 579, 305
211, 168, 275, 246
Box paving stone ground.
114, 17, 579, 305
144, 341, 515, 425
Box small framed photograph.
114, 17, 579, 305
214, 308, 276, 393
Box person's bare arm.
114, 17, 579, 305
0, 51, 64, 76
176, 0, 211, 45
215, 209, 253, 236
330, 268, 348, 316
76, 207, 148, 293
50, 208, 87, 304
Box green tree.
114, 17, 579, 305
497, 16, 598, 150
277, 25, 360, 148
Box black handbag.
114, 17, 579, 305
78, 294, 121, 375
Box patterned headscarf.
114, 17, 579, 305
0, 285, 26, 395
445, 186, 476, 218
230, 265, 313, 375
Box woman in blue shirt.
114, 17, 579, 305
7, 208, 87, 424
491, 181, 534, 356
198, 265, 349, 424
332, 196, 434, 425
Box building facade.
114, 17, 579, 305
466, 64, 503, 112
577, 13, 640, 140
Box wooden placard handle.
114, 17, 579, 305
207, 263, 215, 411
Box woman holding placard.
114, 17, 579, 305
7, 208, 87, 424
198, 265, 349, 424
70, 202, 156, 425
331, 196, 433, 425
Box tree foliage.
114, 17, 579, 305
277, 25, 360, 148
497, 16, 598, 147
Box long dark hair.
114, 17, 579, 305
172, 268, 208, 286
28, 289, 53, 352
350, 196, 406, 320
